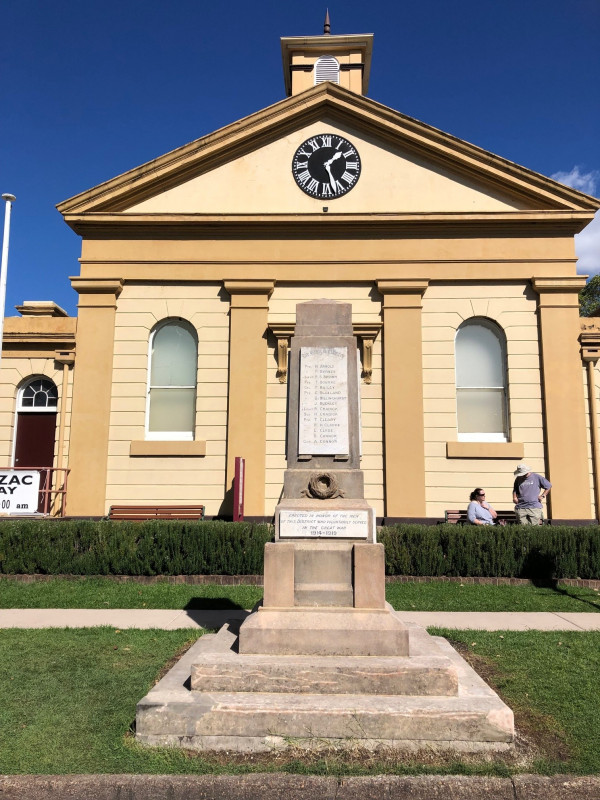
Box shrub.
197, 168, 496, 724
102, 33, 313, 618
0, 520, 598, 579
378, 524, 600, 580
0, 519, 272, 576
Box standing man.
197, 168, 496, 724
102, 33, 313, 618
513, 464, 551, 525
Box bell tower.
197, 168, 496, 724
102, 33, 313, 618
281, 12, 373, 97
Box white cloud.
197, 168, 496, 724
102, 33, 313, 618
552, 166, 599, 196
551, 167, 600, 275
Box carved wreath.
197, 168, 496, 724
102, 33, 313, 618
301, 472, 345, 499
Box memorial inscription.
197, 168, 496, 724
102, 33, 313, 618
279, 508, 369, 538
298, 347, 349, 455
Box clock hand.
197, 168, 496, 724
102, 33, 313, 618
325, 163, 337, 192
324, 151, 343, 168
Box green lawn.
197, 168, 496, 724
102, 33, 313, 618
1, 577, 599, 612
0, 628, 599, 775
0, 578, 262, 611
385, 581, 600, 612
431, 630, 600, 775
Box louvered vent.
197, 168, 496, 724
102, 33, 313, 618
314, 55, 340, 85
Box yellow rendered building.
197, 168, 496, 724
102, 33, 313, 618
1, 27, 600, 523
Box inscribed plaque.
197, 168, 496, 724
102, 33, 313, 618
298, 347, 349, 455
279, 509, 369, 538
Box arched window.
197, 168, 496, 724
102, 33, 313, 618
18, 378, 58, 410
455, 318, 508, 441
314, 55, 340, 85
147, 320, 197, 440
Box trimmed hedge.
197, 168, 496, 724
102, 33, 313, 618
0, 519, 272, 576
0, 520, 599, 579
379, 524, 600, 580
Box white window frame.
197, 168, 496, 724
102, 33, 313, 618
17, 376, 58, 413
455, 318, 509, 443
145, 319, 197, 442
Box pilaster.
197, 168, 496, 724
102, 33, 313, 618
532, 277, 592, 520
224, 280, 274, 516
67, 277, 123, 515
377, 279, 429, 518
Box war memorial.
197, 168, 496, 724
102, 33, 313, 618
136, 301, 514, 753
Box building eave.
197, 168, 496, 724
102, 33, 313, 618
62, 210, 595, 239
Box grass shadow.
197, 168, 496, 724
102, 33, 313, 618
183, 597, 247, 611
547, 583, 600, 612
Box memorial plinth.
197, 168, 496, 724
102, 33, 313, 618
136, 300, 514, 754
238, 300, 407, 655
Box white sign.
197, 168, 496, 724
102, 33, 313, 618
299, 347, 349, 455
279, 509, 369, 538
0, 470, 41, 514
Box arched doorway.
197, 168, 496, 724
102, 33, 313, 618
13, 378, 58, 511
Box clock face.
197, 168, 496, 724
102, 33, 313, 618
292, 133, 361, 199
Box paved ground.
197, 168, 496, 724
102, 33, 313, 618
1, 608, 600, 630
1, 773, 600, 799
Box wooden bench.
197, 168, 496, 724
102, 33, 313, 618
444, 509, 517, 525
107, 505, 205, 521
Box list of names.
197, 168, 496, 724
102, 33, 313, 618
298, 347, 349, 455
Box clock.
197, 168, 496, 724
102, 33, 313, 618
292, 133, 361, 199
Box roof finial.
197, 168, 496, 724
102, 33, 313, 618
323, 9, 331, 35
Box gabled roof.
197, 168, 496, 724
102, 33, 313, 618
57, 82, 600, 219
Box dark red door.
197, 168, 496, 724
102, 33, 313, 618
14, 412, 57, 511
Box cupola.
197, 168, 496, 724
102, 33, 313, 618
281, 12, 373, 97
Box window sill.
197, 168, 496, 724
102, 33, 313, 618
130, 441, 206, 457
446, 442, 524, 459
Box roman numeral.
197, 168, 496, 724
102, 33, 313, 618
307, 138, 320, 151
345, 161, 359, 171
307, 178, 319, 193
295, 161, 308, 171
320, 135, 332, 147
321, 183, 333, 197
297, 169, 311, 184
341, 171, 356, 184
335, 180, 345, 193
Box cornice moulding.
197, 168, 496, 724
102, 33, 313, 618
377, 279, 430, 295
62, 211, 595, 239
69, 277, 124, 296
2, 332, 76, 344
532, 277, 588, 293
223, 280, 276, 295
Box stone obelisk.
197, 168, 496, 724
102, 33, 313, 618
238, 300, 409, 655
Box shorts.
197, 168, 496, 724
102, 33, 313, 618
515, 507, 543, 525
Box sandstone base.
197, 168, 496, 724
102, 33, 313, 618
238, 606, 410, 656
136, 613, 514, 754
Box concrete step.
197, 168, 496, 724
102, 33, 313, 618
138, 687, 513, 748
136, 621, 514, 754
238, 606, 410, 656
190, 652, 458, 695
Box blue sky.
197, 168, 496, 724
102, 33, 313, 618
1, 0, 599, 316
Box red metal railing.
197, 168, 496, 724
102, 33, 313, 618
0, 467, 70, 517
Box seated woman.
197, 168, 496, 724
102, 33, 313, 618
467, 488, 498, 525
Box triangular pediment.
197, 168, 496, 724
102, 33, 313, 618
57, 83, 600, 219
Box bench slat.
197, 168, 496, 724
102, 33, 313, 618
444, 509, 516, 524
108, 505, 205, 521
